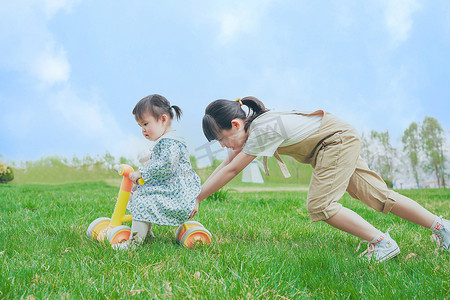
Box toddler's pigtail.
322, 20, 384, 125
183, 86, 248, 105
241, 96, 268, 131
171, 105, 183, 120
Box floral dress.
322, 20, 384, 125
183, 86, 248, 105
127, 131, 201, 226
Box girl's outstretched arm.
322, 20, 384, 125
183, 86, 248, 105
189, 152, 256, 218
203, 149, 240, 187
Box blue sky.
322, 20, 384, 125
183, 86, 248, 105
1, 0, 449, 166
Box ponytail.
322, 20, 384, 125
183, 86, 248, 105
170, 105, 182, 120
133, 94, 183, 122
202, 96, 268, 142
240, 96, 268, 131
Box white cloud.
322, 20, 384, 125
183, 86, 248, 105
219, 13, 241, 42
48, 88, 110, 138
42, 0, 80, 18
0, 1, 152, 162
381, 0, 421, 44
31, 42, 71, 87
0, 1, 76, 87
213, 0, 276, 44
47, 87, 151, 161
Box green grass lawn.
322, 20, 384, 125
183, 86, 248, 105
0, 182, 449, 299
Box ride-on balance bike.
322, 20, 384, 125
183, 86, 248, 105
86, 164, 212, 247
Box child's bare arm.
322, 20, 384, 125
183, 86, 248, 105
199, 152, 255, 201
203, 149, 240, 186
139, 155, 151, 163
189, 152, 255, 219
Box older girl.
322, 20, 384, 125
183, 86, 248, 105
191, 96, 449, 262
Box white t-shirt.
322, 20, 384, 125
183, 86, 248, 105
242, 111, 323, 157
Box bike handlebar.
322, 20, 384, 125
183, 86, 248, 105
114, 164, 145, 185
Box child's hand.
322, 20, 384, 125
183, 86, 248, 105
129, 171, 142, 185
189, 198, 200, 219
139, 155, 151, 163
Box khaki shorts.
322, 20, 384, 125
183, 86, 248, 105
307, 132, 396, 222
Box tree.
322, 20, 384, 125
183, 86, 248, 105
119, 156, 137, 169
360, 132, 375, 170
103, 151, 116, 169
72, 155, 81, 167
369, 130, 396, 187
402, 122, 421, 188
420, 117, 447, 188
82, 154, 94, 166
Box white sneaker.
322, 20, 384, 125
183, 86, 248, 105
357, 231, 400, 262
431, 216, 450, 252
112, 232, 142, 250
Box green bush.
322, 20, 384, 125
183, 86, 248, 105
0, 161, 14, 183
384, 178, 393, 188
207, 188, 231, 201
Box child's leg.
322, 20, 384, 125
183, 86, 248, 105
345, 157, 450, 252
147, 223, 155, 238
326, 207, 402, 262
112, 220, 150, 250
389, 193, 450, 251
345, 157, 439, 228
389, 193, 435, 228
346, 158, 438, 229
130, 220, 151, 243
325, 207, 380, 241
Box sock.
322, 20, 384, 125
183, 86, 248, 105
369, 230, 385, 244
130, 220, 151, 243
429, 215, 443, 233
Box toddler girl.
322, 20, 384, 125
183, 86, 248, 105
190, 96, 449, 262
114, 94, 201, 249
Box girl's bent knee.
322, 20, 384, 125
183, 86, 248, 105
308, 203, 343, 222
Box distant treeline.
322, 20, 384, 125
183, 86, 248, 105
2, 152, 313, 186
361, 116, 448, 189
4, 154, 127, 185
2, 116, 447, 188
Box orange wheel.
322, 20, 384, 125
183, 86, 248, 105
180, 227, 212, 248
107, 225, 131, 245
175, 221, 204, 242
86, 217, 111, 240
